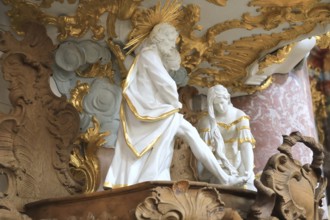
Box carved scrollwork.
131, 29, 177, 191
135, 181, 242, 220
0, 23, 82, 213
248, 131, 326, 220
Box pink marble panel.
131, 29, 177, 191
232, 68, 317, 173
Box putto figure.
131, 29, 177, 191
103, 21, 247, 189
197, 85, 256, 190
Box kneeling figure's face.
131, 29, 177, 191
213, 97, 229, 114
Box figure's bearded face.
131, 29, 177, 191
150, 23, 181, 71
158, 44, 181, 72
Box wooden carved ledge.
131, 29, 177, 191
248, 131, 326, 220
0, 22, 82, 216
135, 180, 243, 220
25, 180, 255, 219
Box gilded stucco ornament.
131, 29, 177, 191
39, 0, 77, 8
316, 32, 330, 49
309, 73, 327, 145
3, 0, 143, 41
257, 44, 295, 75
206, 0, 227, 7
70, 116, 110, 193
76, 63, 114, 83
106, 39, 128, 78
69, 81, 90, 113
3, 0, 330, 93
50, 38, 120, 191
176, 0, 330, 92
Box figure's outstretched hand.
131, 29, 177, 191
223, 163, 238, 175
244, 171, 254, 181
227, 175, 247, 186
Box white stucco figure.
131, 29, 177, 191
103, 23, 247, 189
197, 85, 256, 190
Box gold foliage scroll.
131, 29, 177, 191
316, 32, 330, 49
3, 0, 143, 41
69, 81, 90, 113
3, 0, 330, 93
310, 76, 327, 145
206, 0, 227, 7
38, 0, 77, 8
70, 116, 110, 193
257, 44, 295, 74
178, 0, 330, 93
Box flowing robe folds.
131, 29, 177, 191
104, 46, 183, 187
198, 114, 256, 188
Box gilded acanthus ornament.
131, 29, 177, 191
2, 0, 143, 41
186, 0, 330, 92
107, 39, 128, 78
206, 0, 227, 6
3, 0, 330, 93
76, 63, 114, 82
69, 81, 90, 113
310, 76, 327, 145
257, 44, 295, 74
316, 32, 330, 49
70, 116, 110, 193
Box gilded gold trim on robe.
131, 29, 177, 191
217, 115, 250, 130
120, 104, 161, 158
122, 56, 180, 122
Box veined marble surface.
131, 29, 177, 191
232, 66, 316, 173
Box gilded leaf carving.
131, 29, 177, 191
206, 0, 227, 6
3, 0, 330, 93
257, 44, 295, 74
3, 0, 143, 41
69, 81, 90, 113
70, 116, 110, 193
315, 32, 330, 49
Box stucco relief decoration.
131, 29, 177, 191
52, 39, 119, 141
2, 0, 329, 94
70, 116, 110, 193
50, 37, 122, 192
248, 131, 326, 220
135, 181, 242, 220
0, 23, 82, 216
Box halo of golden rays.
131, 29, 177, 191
124, 0, 182, 54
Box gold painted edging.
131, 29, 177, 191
120, 104, 161, 158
